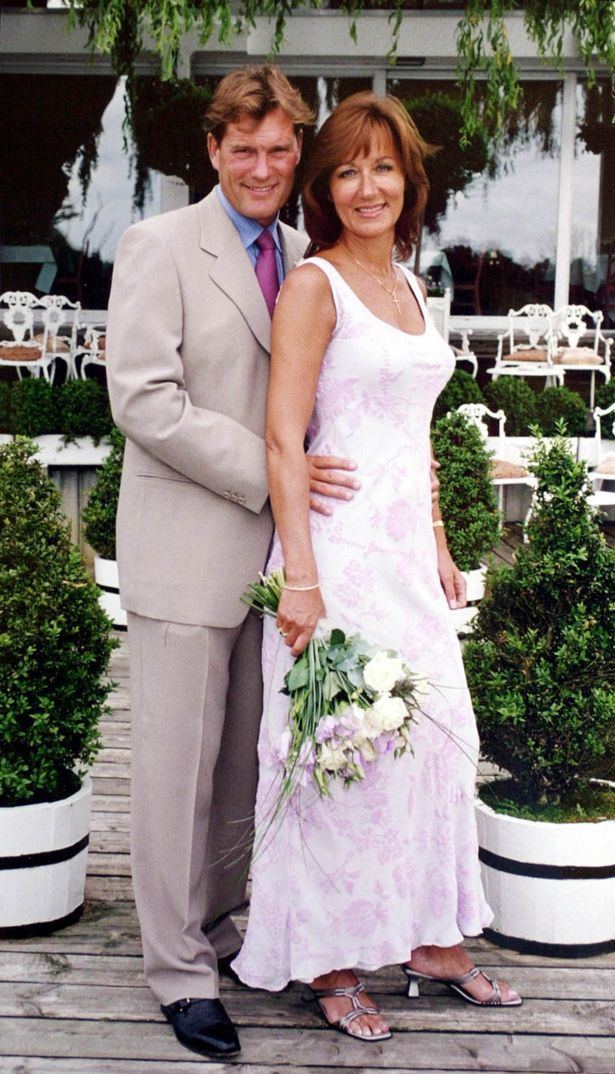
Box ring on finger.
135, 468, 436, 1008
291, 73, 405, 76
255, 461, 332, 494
278, 627, 288, 638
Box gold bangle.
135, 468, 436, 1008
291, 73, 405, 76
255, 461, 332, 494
284, 581, 320, 592
432, 520, 445, 529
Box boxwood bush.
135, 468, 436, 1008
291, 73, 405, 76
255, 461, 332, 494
0, 382, 10, 434
535, 386, 588, 436
433, 369, 484, 420
431, 410, 501, 572
464, 434, 615, 808
58, 380, 113, 443
83, 428, 124, 560
484, 376, 538, 435
595, 380, 615, 438
9, 378, 59, 437
0, 438, 117, 806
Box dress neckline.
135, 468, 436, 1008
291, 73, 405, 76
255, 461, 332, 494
306, 256, 427, 340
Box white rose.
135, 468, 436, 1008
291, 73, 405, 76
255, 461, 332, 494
318, 742, 347, 772
366, 695, 408, 733
363, 652, 406, 694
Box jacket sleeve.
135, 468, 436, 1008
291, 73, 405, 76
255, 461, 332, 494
106, 223, 269, 514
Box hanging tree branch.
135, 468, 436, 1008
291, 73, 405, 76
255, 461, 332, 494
66, 1, 614, 142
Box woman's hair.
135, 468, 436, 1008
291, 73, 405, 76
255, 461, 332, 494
205, 64, 314, 143
302, 91, 434, 260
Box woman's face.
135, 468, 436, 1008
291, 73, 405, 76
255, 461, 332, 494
328, 127, 406, 244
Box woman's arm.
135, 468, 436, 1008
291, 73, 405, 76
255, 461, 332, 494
266, 264, 337, 655
430, 443, 467, 610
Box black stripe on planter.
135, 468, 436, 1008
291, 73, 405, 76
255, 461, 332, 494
0, 902, 84, 938
0, 834, 89, 871
479, 846, 615, 880
97, 584, 120, 595
484, 927, 615, 959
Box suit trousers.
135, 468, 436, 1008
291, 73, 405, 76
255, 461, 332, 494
127, 609, 263, 1004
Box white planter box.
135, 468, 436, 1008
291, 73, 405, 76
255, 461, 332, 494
0, 777, 91, 933
475, 787, 615, 954
33, 435, 112, 468
94, 556, 126, 630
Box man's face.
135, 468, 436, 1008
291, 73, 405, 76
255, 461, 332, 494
207, 107, 302, 226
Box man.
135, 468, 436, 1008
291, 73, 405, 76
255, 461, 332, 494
106, 65, 359, 1059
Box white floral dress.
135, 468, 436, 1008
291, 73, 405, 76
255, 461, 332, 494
233, 259, 492, 990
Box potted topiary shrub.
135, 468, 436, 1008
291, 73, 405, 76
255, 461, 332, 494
484, 376, 538, 436
431, 410, 501, 632
535, 386, 588, 437
464, 433, 615, 953
82, 428, 125, 628
0, 438, 116, 933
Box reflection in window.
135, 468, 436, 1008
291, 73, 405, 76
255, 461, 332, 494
0, 75, 162, 308
389, 79, 562, 315
571, 80, 615, 326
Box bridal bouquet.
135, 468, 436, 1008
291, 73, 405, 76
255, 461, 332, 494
242, 570, 428, 805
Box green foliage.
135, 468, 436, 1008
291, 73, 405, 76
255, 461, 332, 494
83, 428, 124, 560
464, 435, 615, 809
595, 380, 615, 439
431, 410, 501, 572
0, 438, 117, 806
433, 369, 485, 421
456, 1, 614, 145
0, 383, 11, 435
484, 377, 538, 436
65, 2, 614, 146
9, 378, 59, 437
58, 380, 113, 444
535, 386, 588, 437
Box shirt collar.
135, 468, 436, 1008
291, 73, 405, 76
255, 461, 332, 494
215, 184, 281, 253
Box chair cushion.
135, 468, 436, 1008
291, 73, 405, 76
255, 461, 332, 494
491, 459, 530, 479
553, 347, 603, 365
83, 335, 106, 354
33, 332, 70, 353
0, 342, 43, 361
593, 455, 615, 475
503, 348, 548, 362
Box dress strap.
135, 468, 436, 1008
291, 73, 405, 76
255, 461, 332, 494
294, 256, 347, 329
399, 264, 428, 317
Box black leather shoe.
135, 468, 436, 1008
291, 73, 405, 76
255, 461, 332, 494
161, 997, 240, 1058
218, 949, 243, 986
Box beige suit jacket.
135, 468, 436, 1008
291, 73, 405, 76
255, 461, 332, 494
106, 190, 308, 627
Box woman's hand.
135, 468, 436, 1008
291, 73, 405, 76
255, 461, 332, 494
276, 586, 326, 656
435, 537, 467, 609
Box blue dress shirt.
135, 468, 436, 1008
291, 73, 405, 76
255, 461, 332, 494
215, 185, 285, 284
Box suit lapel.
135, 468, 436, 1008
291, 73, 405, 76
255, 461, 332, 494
198, 193, 271, 354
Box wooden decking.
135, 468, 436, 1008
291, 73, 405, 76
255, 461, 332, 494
1, 526, 615, 1074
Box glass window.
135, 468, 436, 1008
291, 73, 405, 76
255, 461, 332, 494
0, 74, 163, 308
571, 79, 615, 325
388, 78, 562, 315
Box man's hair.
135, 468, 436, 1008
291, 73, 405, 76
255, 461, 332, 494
302, 91, 434, 261
205, 64, 314, 143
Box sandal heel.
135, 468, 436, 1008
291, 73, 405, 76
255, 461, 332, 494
405, 977, 420, 999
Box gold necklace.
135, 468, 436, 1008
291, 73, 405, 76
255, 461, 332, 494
348, 254, 402, 318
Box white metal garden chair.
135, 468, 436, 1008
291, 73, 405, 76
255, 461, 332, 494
427, 289, 478, 377
37, 294, 81, 380
550, 304, 611, 409
456, 402, 536, 515
0, 291, 55, 381
77, 325, 107, 379
487, 303, 563, 388
588, 402, 615, 512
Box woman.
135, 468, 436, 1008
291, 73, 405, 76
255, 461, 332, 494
233, 92, 521, 1039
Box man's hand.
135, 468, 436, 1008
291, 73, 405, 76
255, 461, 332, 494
308, 455, 360, 515
436, 541, 467, 609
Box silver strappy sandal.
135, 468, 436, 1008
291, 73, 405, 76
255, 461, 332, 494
302, 979, 392, 1041
401, 964, 523, 1007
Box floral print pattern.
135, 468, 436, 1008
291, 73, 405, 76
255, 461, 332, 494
233, 261, 492, 991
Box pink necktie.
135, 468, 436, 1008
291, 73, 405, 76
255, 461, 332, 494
255, 229, 280, 318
